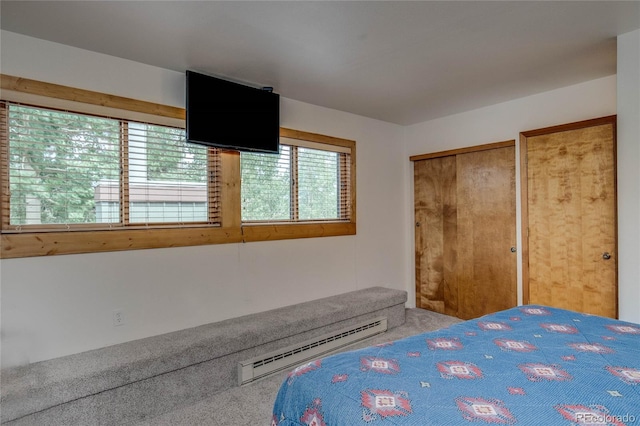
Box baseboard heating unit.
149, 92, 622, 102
238, 317, 388, 385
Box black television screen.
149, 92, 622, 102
186, 70, 280, 154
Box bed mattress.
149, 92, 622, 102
272, 305, 640, 425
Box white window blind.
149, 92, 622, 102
126, 122, 215, 225
297, 147, 340, 220
240, 141, 351, 223
5, 103, 121, 227
2, 101, 220, 230
241, 145, 291, 221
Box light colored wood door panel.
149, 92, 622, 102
456, 147, 517, 319
523, 118, 617, 318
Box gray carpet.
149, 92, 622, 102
134, 308, 461, 426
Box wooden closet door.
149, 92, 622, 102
414, 156, 458, 316
523, 117, 617, 318
456, 147, 517, 319
413, 143, 517, 320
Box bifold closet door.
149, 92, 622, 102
522, 117, 617, 318
414, 144, 517, 320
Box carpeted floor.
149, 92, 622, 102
133, 308, 461, 426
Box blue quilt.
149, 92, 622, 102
272, 306, 640, 425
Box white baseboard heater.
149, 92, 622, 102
238, 317, 388, 385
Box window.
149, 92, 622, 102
241, 145, 291, 221
7, 104, 121, 226
0, 75, 356, 258
241, 139, 352, 223
2, 102, 219, 230
125, 122, 215, 225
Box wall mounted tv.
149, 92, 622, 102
186, 70, 280, 154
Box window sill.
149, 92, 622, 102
0, 226, 242, 259
242, 221, 356, 242
0, 221, 356, 258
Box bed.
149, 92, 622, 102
271, 305, 640, 425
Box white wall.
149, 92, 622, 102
617, 29, 640, 324
0, 32, 407, 367
2, 29, 638, 368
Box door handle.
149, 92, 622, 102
510, 247, 517, 253
602, 252, 611, 260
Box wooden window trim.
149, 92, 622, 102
240, 127, 357, 237
0, 75, 184, 121
409, 140, 515, 162
0, 75, 356, 258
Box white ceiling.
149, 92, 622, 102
1, 1, 639, 125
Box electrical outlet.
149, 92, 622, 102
113, 309, 125, 327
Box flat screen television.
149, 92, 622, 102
186, 70, 280, 154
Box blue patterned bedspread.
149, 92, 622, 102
271, 306, 640, 425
